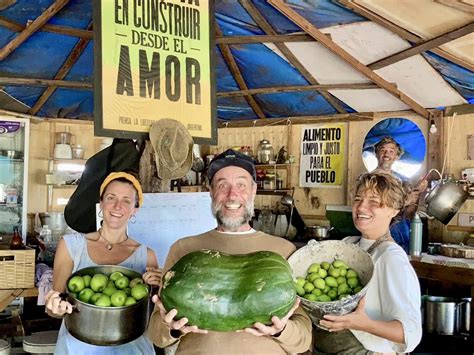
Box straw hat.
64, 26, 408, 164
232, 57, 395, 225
149, 119, 194, 180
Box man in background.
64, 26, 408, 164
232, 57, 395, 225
148, 149, 312, 354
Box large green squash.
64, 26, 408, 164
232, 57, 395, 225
161, 249, 296, 332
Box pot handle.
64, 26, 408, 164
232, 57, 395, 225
59, 292, 79, 312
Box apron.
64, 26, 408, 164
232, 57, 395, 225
312, 234, 396, 355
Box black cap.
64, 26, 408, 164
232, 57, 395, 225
207, 149, 256, 182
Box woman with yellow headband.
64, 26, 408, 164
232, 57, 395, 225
45, 171, 161, 354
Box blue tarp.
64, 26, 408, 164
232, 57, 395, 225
0, 0, 471, 119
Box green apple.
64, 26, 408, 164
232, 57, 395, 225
107, 280, 115, 289
124, 297, 137, 306
78, 288, 95, 303
90, 293, 102, 304
102, 286, 117, 297
114, 276, 130, 290
109, 271, 124, 282
68, 276, 85, 293
129, 277, 144, 288
110, 290, 127, 307
90, 274, 108, 292
94, 294, 111, 307
131, 284, 149, 301
82, 275, 92, 288
123, 287, 132, 296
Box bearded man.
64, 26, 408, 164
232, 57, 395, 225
148, 149, 312, 355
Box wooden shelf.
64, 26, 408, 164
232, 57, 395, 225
447, 225, 474, 232
47, 184, 77, 189
50, 158, 86, 164
255, 163, 292, 168
257, 189, 292, 195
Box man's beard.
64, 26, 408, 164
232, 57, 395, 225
211, 199, 254, 232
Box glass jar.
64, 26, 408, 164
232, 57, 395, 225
256, 169, 266, 190
264, 173, 276, 190
259, 205, 274, 234
257, 139, 274, 164
276, 175, 284, 190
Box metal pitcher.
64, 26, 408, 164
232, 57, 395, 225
424, 180, 469, 225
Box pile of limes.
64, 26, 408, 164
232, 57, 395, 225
294, 259, 363, 302
67, 271, 149, 307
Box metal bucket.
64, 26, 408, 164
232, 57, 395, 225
425, 296, 460, 335
457, 297, 471, 334
64, 265, 150, 345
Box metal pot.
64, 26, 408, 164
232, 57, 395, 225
64, 265, 150, 346
424, 181, 469, 224
425, 296, 462, 335
305, 226, 333, 241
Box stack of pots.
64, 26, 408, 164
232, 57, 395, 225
424, 296, 471, 335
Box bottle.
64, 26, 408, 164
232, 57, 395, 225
39, 225, 53, 243
9, 226, 24, 250
409, 213, 423, 256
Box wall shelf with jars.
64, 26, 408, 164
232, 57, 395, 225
256, 163, 293, 195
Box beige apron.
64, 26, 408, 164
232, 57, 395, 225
312, 234, 397, 355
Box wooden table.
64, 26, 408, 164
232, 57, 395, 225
0, 288, 38, 312
410, 257, 474, 338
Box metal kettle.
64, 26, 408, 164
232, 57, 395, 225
424, 170, 469, 225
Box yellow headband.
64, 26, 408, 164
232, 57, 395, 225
99, 172, 144, 207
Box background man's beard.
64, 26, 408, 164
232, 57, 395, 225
212, 200, 254, 232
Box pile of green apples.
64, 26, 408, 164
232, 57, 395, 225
294, 259, 363, 303
67, 271, 150, 307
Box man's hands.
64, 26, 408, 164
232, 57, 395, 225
319, 296, 369, 332
243, 298, 300, 337
143, 267, 162, 286
45, 290, 73, 317
152, 294, 208, 336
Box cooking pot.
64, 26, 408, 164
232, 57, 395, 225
424, 180, 469, 225
425, 296, 467, 335
305, 226, 333, 241
64, 265, 150, 346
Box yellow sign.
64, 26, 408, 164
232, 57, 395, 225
94, 0, 216, 143
299, 123, 346, 187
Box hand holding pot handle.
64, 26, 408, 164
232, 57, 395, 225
45, 290, 73, 317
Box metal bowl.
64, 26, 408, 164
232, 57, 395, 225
64, 265, 150, 346
288, 239, 374, 328
304, 226, 333, 241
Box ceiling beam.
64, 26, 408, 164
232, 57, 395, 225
239, 0, 347, 114
217, 112, 375, 128
216, 33, 314, 44
269, 0, 432, 119
435, 0, 474, 14
339, 0, 474, 72
215, 24, 267, 119
217, 82, 378, 97
368, 21, 474, 70
0, 0, 70, 61
0, 77, 92, 89
0, 15, 93, 39
28, 21, 92, 115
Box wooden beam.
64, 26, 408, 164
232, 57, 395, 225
435, 0, 474, 14
239, 0, 347, 114
217, 112, 374, 128
29, 21, 92, 115
269, 0, 432, 119
339, 0, 474, 72
0, 15, 93, 39
369, 22, 474, 70
215, 24, 266, 119
0, 77, 92, 89
0, 0, 69, 61
217, 82, 378, 97
216, 33, 314, 44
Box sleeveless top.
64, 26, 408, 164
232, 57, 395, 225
54, 233, 155, 355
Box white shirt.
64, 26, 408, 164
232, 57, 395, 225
344, 236, 422, 353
